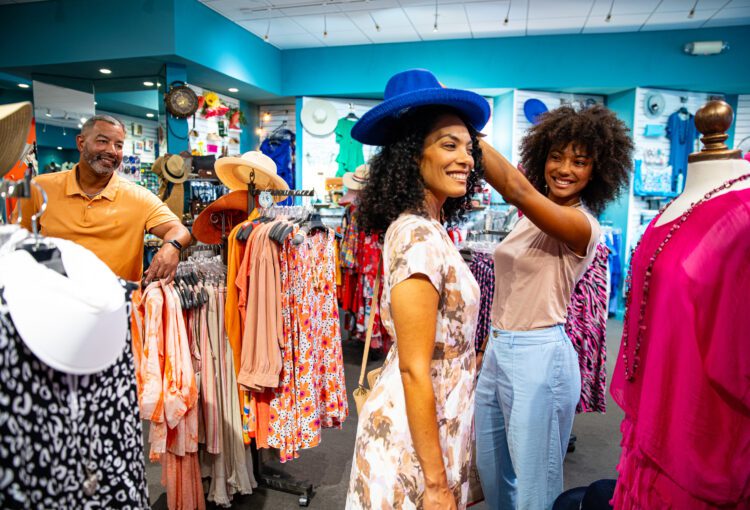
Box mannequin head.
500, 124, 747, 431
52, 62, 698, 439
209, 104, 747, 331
520, 105, 633, 215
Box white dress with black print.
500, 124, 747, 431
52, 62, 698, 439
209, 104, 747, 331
0, 293, 149, 509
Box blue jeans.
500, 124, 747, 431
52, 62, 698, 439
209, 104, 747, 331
475, 325, 581, 510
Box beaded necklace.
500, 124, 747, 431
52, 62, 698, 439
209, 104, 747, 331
621, 172, 750, 381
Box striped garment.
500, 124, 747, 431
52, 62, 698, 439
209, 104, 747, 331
565, 242, 610, 414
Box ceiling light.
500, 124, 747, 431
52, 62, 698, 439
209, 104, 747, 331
605, 0, 614, 22
369, 13, 380, 32
433, 0, 439, 32
323, 14, 328, 38
688, 0, 699, 18
57, 146, 63, 150
228, 87, 239, 93
45, 109, 52, 118
684, 40, 729, 55
143, 81, 154, 86
504, 0, 511, 25
99, 68, 112, 74
264, 17, 271, 42
255, 127, 263, 136
18, 83, 29, 89
263, 112, 271, 122
94, 101, 98, 105
77, 123, 82, 128
146, 113, 155, 118
80, 117, 87, 123
156, 83, 161, 88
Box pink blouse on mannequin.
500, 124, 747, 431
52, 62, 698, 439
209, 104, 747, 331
610, 187, 750, 509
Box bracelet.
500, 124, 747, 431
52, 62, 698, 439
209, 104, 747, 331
166, 239, 183, 252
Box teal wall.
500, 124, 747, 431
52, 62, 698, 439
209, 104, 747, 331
491, 91, 514, 204
37, 124, 79, 150
0, 0, 175, 67
281, 26, 750, 97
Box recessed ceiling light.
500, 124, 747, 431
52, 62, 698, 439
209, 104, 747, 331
143, 81, 154, 87
146, 113, 154, 118
57, 146, 63, 150
99, 68, 112, 74
228, 87, 239, 93
18, 83, 29, 89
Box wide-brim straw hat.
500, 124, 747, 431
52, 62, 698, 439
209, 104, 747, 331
0, 102, 32, 178
152, 154, 189, 183
342, 163, 370, 191
215, 151, 289, 202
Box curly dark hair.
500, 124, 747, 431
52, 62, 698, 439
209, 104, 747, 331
357, 105, 484, 232
519, 104, 634, 215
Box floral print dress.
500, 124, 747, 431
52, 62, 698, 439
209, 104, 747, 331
346, 214, 480, 509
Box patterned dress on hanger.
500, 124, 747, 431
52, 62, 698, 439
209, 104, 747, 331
346, 214, 480, 509
0, 298, 149, 509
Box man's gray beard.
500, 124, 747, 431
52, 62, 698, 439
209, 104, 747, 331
84, 152, 118, 175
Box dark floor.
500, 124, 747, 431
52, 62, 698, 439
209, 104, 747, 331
149, 320, 624, 509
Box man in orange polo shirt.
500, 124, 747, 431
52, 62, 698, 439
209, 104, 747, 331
16, 114, 191, 284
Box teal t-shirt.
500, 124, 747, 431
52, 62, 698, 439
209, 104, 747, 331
335, 117, 364, 177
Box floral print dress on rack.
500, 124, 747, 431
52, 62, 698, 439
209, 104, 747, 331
346, 214, 480, 509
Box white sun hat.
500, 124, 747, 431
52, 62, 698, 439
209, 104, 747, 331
300, 98, 338, 136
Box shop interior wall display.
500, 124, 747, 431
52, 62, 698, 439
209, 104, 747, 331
257, 104, 296, 145
186, 84, 241, 158
510, 90, 605, 166
623, 87, 714, 259
734, 94, 750, 153
299, 97, 379, 198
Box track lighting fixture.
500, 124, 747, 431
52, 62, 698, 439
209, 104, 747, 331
688, 0, 699, 18
605, 0, 614, 22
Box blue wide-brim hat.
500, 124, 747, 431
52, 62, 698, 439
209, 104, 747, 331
351, 69, 491, 146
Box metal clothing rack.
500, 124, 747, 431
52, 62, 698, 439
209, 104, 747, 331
246, 169, 314, 216
243, 169, 316, 506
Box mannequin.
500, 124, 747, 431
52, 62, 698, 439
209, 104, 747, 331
656, 100, 750, 225
610, 101, 750, 509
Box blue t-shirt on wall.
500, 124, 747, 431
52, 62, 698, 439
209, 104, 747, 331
666, 111, 699, 193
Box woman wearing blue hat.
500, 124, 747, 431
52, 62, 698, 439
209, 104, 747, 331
475, 105, 633, 510
344, 69, 490, 510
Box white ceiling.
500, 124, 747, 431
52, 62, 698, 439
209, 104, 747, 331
199, 0, 750, 49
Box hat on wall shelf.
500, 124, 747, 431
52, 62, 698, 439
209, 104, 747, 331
0, 101, 32, 178
523, 98, 549, 125
351, 69, 490, 146
153, 154, 190, 184
342, 163, 370, 191
644, 92, 666, 118
215, 151, 289, 200
301, 98, 338, 136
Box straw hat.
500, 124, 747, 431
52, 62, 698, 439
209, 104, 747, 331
0, 102, 32, 178
342, 164, 370, 190
152, 154, 189, 184
215, 151, 288, 201
192, 190, 249, 244
300, 98, 338, 136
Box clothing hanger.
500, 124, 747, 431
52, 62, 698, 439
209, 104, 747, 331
15, 181, 66, 276
345, 103, 359, 121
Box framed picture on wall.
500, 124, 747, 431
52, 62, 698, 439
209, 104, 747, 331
144, 139, 154, 152
134, 140, 144, 154
132, 123, 143, 137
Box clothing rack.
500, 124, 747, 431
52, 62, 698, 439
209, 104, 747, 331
243, 166, 316, 506
246, 169, 314, 216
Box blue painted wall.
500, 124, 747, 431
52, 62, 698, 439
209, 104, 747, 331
37, 124, 79, 150
601, 88, 637, 318
281, 26, 750, 97
0, 0, 175, 67
165, 63, 189, 154
171, 0, 282, 94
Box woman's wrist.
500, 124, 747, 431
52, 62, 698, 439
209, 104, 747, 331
424, 469, 449, 489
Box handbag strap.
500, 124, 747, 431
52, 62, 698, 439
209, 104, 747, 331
358, 257, 382, 388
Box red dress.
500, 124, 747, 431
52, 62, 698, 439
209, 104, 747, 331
610, 188, 750, 509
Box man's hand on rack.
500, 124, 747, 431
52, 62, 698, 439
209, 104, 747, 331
144, 243, 180, 285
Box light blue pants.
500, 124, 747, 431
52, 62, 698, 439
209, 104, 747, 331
475, 325, 581, 510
